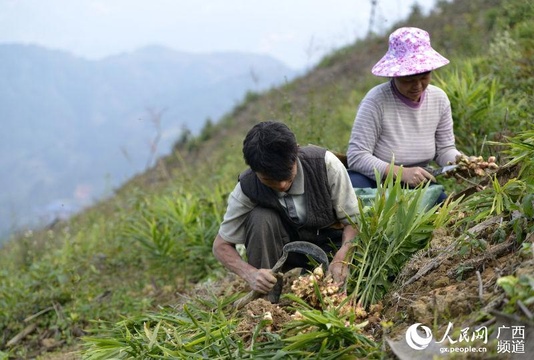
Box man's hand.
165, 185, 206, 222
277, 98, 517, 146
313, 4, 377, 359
213, 234, 278, 293
329, 224, 358, 285
247, 269, 278, 294
329, 260, 348, 285
400, 166, 435, 187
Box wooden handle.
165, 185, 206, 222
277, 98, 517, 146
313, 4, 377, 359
233, 290, 261, 309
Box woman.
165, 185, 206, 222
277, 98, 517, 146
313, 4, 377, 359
347, 27, 461, 201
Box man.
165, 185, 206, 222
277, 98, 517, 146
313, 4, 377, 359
212, 121, 359, 302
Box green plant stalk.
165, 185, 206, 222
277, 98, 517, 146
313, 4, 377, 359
348, 165, 456, 307
144, 320, 161, 350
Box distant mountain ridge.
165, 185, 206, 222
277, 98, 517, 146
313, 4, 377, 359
0, 44, 297, 239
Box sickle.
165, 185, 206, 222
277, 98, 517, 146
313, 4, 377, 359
233, 241, 329, 309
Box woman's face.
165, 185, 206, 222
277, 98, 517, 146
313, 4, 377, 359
394, 71, 432, 102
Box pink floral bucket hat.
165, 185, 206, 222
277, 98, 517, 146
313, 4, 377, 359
371, 27, 449, 77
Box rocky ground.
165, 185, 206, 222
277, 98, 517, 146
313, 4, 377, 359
221, 223, 532, 359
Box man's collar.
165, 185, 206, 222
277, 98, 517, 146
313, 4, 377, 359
285, 158, 304, 195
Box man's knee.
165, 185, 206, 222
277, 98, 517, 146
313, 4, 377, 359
245, 207, 286, 238
247, 206, 280, 226
245, 207, 289, 269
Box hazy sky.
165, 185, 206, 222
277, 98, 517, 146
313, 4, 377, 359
1, 0, 438, 69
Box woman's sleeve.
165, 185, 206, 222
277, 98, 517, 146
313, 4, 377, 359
434, 95, 461, 166
347, 96, 390, 179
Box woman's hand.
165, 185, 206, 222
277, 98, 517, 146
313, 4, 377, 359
400, 166, 435, 187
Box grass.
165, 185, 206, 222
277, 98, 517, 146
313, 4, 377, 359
0, 181, 230, 359
347, 168, 461, 308
83, 295, 244, 359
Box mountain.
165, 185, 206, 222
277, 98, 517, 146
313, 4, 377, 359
0, 44, 297, 239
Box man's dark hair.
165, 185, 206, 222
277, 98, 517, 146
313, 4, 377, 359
242, 121, 298, 180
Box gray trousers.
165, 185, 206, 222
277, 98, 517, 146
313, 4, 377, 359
244, 207, 342, 272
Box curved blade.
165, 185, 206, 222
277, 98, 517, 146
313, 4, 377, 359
233, 241, 330, 309
271, 241, 329, 273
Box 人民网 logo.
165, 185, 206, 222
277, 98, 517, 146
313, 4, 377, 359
406, 323, 433, 350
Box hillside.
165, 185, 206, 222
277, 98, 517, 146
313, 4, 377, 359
0, 45, 296, 240
1, 0, 533, 359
